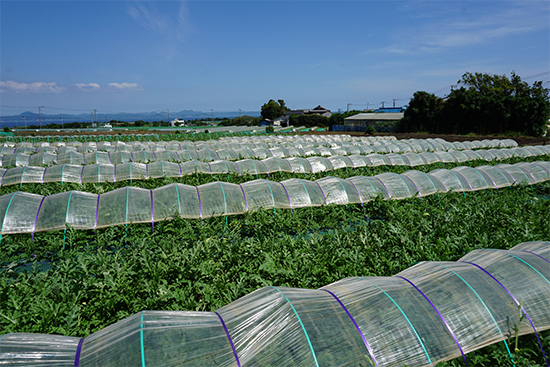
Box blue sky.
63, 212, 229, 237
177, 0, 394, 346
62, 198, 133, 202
1, 0, 549, 116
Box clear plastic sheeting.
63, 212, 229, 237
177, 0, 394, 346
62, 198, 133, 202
0, 161, 548, 236
0, 145, 548, 187
1, 241, 548, 367
0, 138, 527, 167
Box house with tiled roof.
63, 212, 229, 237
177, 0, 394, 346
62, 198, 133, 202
285, 105, 332, 118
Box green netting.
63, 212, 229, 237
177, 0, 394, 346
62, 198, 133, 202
1, 241, 548, 366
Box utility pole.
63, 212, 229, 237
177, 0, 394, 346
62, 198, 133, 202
211, 109, 214, 122
347, 103, 352, 112
239, 109, 241, 117
93, 109, 97, 125
38, 106, 44, 129
392, 99, 398, 108
167, 109, 170, 125
91, 111, 94, 125
381, 101, 386, 108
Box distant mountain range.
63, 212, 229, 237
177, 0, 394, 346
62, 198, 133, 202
0, 110, 261, 127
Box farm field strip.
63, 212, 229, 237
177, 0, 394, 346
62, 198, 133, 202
0, 135, 520, 155
0, 143, 546, 169
0, 160, 548, 236
1, 240, 548, 367
1, 180, 549, 366
1, 133, 548, 366
0, 150, 549, 189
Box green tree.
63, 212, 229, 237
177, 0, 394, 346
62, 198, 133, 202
261, 99, 288, 120
297, 114, 329, 128
448, 72, 550, 136
399, 72, 549, 136
328, 110, 363, 129
224, 115, 262, 126
288, 114, 298, 126
398, 91, 443, 133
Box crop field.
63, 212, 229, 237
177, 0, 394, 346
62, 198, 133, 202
0, 135, 549, 366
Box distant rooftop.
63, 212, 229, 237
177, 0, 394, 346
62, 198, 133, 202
344, 112, 404, 121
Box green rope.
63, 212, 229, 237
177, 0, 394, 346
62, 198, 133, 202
435, 264, 516, 367
369, 282, 432, 365
62, 191, 73, 250
270, 286, 319, 367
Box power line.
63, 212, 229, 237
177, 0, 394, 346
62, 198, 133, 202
523, 71, 550, 80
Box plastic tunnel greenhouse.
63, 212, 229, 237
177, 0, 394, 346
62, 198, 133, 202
0, 137, 534, 168
0, 145, 548, 187
0, 161, 548, 236
0, 241, 549, 366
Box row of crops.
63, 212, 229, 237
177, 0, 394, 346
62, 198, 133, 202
0, 146, 548, 187
0, 136, 517, 154
4, 146, 549, 170
1, 161, 549, 236
1, 241, 548, 366
0, 134, 549, 366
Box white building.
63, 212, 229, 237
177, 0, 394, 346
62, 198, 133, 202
171, 118, 186, 127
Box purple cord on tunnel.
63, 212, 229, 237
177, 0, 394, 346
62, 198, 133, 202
32, 197, 46, 241
347, 179, 363, 206
521, 250, 550, 264
402, 174, 422, 198
279, 181, 293, 212
450, 170, 474, 191
321, 289, 378, 367
94, 194, 100, 230
196, 186, 203, 224
459, 261, 549, 367
73, 338, 85, 367
260, 160, 270, 177
372, 176, 391, 198
239, 184, 248, 212
396, 275, 469, 367
314, 181, 327, 204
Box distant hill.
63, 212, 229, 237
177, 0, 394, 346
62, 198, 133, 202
0, 110, 261, 127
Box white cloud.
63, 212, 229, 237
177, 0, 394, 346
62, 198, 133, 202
0, 80, 143, 93
107, 82, 143, 91
127, 1, 191, 41
75, 83, 101, 91
126, 1, 193, 63
363, 2, 549, 55
0, 81, 65, 94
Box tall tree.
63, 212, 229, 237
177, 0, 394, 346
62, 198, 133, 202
398, 91, 443, 133
399, 72, 549, 136
261, 99, 287, 120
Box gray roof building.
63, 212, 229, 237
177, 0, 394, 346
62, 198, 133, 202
286, 105, 332, 118
344, 112, 404, 126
